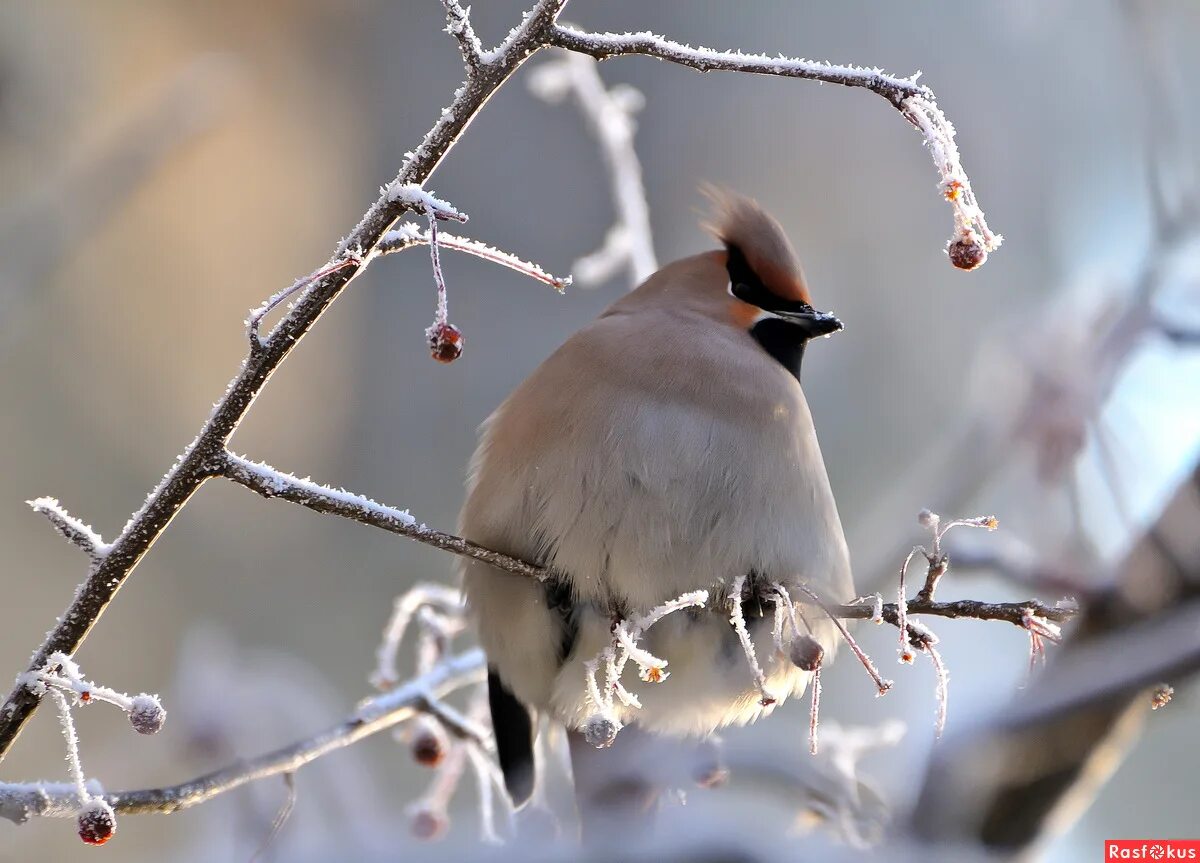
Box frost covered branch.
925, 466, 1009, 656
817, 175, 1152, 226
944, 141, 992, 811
440, 0, 485, 70
27, 498, 109, 562
548, 25, 1000, 267
580, 590, 710, 746
216, 450, 548, 581
0, 650, 484, 824
378, 223, 572, 290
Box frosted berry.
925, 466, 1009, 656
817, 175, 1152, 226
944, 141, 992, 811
77, 799, 116, 845
128, 694, 166, 735
789, 635, 825, 672
427, 322, 464, 363
409, 805, 448, 841
582, 714, 619, 749
947, 237, 987, 271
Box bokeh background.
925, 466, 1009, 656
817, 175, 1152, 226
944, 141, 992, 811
2, 1, 1199, 860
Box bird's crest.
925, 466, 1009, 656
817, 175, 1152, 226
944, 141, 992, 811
701, 186, 812, 305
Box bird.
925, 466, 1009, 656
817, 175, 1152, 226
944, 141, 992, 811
459, 190, 854, 830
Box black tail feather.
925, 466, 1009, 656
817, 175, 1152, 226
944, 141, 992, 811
488, 669, 535, 807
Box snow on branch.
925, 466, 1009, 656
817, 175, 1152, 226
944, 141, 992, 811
215, 450, 548, 581
378, 222, 572, 291
549, 24, 1001, 267
581, 590, 709, 747
0, 649, 485, 825
529, 51, 657, 286
27, 498, 109, 562
440, 0, 485, 69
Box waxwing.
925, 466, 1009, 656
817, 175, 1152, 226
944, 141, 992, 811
460, 190, 854, 821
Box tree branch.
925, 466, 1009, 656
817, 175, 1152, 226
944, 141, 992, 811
0, 0, 571, 765
27, 498, 109, 562
548, 25, 1000, 265
0, 650, 484, 823
216, 450, 549, 581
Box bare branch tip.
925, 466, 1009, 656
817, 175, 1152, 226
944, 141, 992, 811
28, 497, 108, 559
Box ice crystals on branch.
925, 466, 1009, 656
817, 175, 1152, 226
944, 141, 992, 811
900, 95, 1002, 269
28, 498, 110, 561
379, 223, 571, 291
581, 589, 709, 748
548, 24, 1001, 269
382, 183, 468, 224
1021, 607, 1062, 677
20, 652, 165, 736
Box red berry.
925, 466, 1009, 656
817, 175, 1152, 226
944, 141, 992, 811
947, 237, 987, 271
789, 635, 825, 672
77, 800, 116, 845
427, 322, 464, 363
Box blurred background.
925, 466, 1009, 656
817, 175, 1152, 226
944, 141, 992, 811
2, 1, 1198, 860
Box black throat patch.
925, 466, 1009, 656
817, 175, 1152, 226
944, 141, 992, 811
725, 242, 811, 382
749, 317, 806, 380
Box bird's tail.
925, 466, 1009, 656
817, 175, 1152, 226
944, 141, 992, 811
488, 669, 536, 807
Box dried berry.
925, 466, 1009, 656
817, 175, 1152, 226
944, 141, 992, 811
409, 718, 447, 767
128, 694, 166, 735
947, 236, 987, 271
427, 322, 464, 363
582, 714, 619, 749
77, 799, 116, 845
789, 635, 825, 672
409, 805, 448, 841
917, 508, 937, 528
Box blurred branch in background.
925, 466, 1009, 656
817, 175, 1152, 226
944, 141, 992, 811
913, 462, 1200, 854
528, 49, 658, 287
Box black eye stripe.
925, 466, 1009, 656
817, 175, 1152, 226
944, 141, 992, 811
724, 242, 812, 315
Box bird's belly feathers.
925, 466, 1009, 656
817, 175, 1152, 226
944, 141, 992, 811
462, 375, 851, 735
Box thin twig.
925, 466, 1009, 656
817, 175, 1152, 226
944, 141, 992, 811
27, 498, 109, 562
378, 223, 571, 291
216, 450, 548, 582
548, 24, 1000, 261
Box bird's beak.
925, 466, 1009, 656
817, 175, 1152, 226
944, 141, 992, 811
775, 305, 844, 339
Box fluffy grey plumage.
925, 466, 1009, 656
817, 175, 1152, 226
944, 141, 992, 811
460, 192, 853, 804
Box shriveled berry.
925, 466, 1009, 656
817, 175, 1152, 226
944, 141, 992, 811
947, 237, 987, 271
128, 694, 166, 735
789, 635, 825, 672
409, 718, 447, 767
409, 805, 448, 841
427, 322, 464, 363
77, 799, 116, 845
582, 714, 619, 749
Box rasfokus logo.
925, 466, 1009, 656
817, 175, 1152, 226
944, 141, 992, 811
1106, 840, 1200, 859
